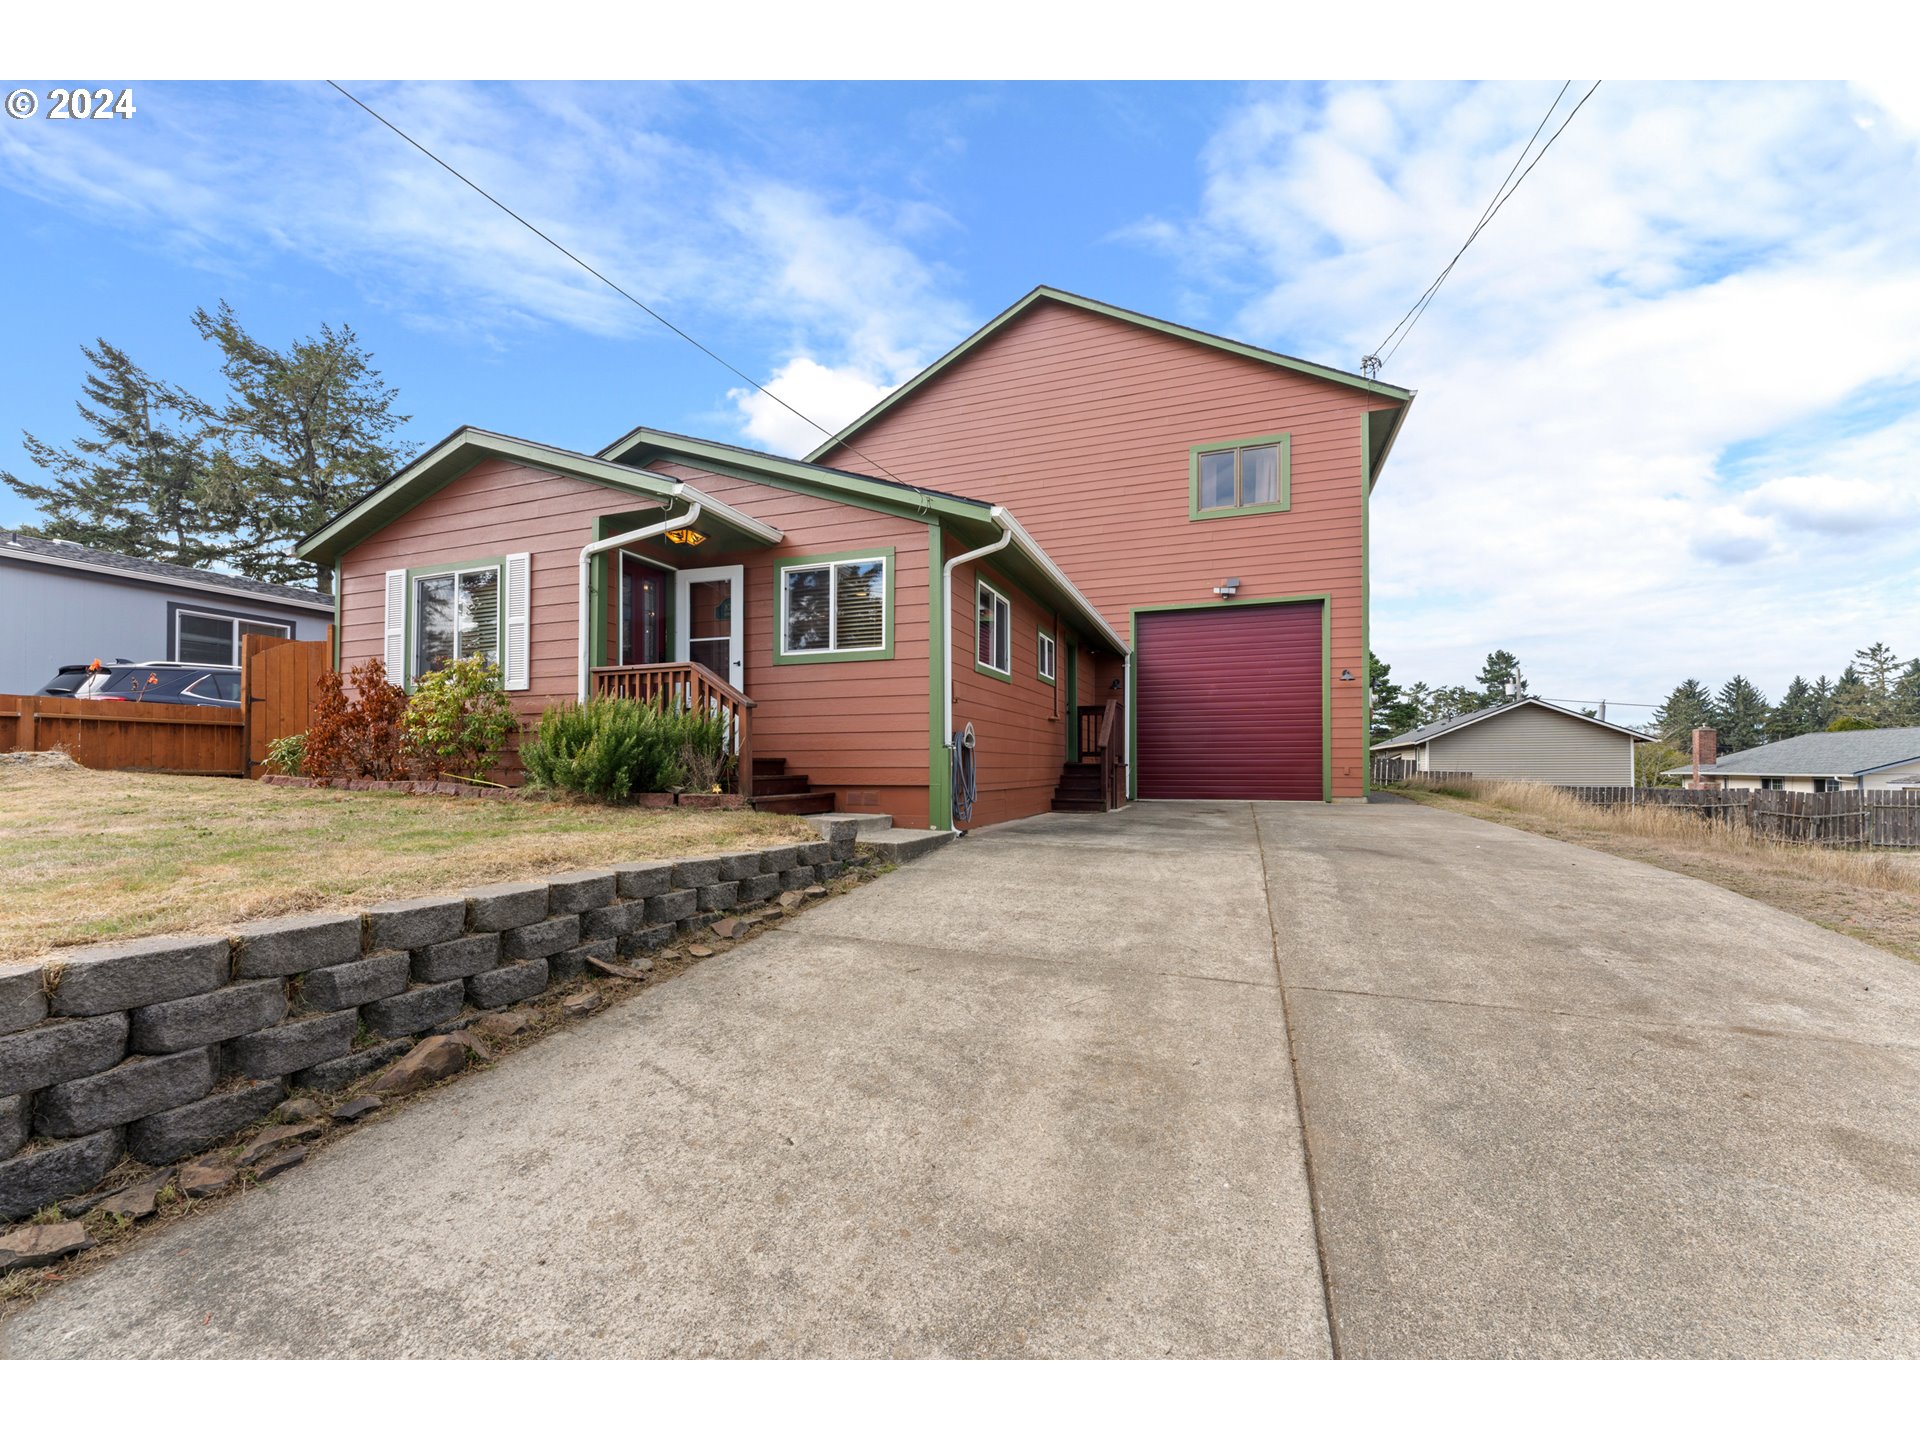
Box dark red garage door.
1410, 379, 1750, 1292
1135, 602, 1324, 801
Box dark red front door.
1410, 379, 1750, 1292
620, 556, 667, 665
1134, 602, 1324, 800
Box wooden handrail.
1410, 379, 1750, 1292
1096, 698, 1123, 810
589, 661, 756, 801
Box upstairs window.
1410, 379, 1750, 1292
976, 580, 1011, 677
780, 554, 889, 660
1190, 433, 1291, 518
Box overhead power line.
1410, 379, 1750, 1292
323, 80, 916, 490
1363, 80, 1602, 376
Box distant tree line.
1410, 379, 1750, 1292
0, 304, 409, 593
1369, 648, 1526, 744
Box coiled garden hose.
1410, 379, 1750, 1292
951, 724, 978, 827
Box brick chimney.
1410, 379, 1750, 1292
1690, 727, 1717, 789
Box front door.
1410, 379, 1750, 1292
619, 554, 668, 666
675, 564, 745, 689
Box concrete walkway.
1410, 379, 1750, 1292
6, 801, 1919, 1357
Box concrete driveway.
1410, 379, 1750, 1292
6, 800, 1919, 1357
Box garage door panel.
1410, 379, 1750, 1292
1136, 603, 1323, 801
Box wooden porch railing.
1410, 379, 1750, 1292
1094, 698, 1124, 810
1077, 707, 1103, 763
589, 661, 757, 802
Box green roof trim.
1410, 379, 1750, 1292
805, 284, 1416, 465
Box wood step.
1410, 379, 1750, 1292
752, 790, 836, 816
1050, 797, 1107, 812
752, 773, 817, 797
752, 756, 789, 777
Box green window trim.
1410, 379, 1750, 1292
1036, 627, 1057, 685
974, 577, 1013, 682
772, 546, 896, 665
402, 555, 505, 691
1188, 431, 1292, 521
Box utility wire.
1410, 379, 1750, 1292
1369, 80, 1601, 370
324, 80, 919, 491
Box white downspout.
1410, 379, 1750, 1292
577, 501, 702, 701
939, 510, 1015, 825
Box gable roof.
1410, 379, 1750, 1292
0, 529, 333, 611
1374, 697, 1651, 750
804, 284, 1416, 469
294, 427, 784, 565
1662, 727, 1920, 780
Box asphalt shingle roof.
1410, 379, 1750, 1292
1665, 728, 1920, 779
1374, 696, 1647, 749
0, 530, 332, 608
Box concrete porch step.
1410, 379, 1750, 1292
802, 812, 894, 836
859, 827, 956, 864
751, 791, 837, 816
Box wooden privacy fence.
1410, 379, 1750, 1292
1559, 785, 1920, 848
0, 693, 244, 776
241, 632, 331, 778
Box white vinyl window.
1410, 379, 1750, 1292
412, 565, 501, 680
976, 580, 1011, 676
174, 609, 291, 665
781, 556, 888, 657
1037, 629, 1056, 684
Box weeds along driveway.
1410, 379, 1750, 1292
2, 803, 1330, 1359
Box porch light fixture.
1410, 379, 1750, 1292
1212, 577, 1241, 599
665, 527, 708, 547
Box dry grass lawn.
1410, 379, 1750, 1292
1391, 775, 1920, 965
0, 761, 816, 962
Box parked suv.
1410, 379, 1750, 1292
88, 662, 242, 708
39, 662, 118, 697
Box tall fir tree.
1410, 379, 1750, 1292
1653, 678, 1717, 744
1, 341, 227, 567
1828, 664, 1877, 727
1428, 684, 1483, 723
1769, 676, 1822, 739
1714, 675, 1770, 753
1475, 649, 1526, 705
1368, 651, 1426, 742
1892, 660, 1920, 727
185, 302, 409, 592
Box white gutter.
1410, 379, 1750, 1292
941, 515, 1015, 773
577, 500, 702, 701
992, 506, 1126, 653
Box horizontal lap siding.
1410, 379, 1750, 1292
821, 300, 1398, 799
951, 558, 1069, 827
1427, 708, 1636, 787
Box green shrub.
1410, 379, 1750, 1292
264, 732, 307, 777
403, 658, 517, 782
519, 698, 734, 801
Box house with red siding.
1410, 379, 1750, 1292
296, 287, 1414, 830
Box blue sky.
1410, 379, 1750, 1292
3, 79, 1918, 711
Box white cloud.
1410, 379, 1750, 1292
1130, 81, 1920, 702
730, 357, 895, 456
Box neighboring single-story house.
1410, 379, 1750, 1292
0, 529, 335, 694
295, 285, 1416, 830
1662, 727, 1920, 792
1373, 698, 1646, 787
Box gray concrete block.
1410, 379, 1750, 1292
798, 841, 832, 867
614, 860, 674, 900
231, 913, 360, 979
129, 979, 287, 1054
757, 846, 801, 875
716, 851, 764, 882
619, 924, 675, 956
697, 881, 740, 911
671, 857, 723, 890
0, 1013, 129, 1098
801, 816, 861, 860
1, 1093, 26, 1161
294, 1038, 412, 1092
467, 958, 549, 1010
361, 982, 465, 1038
737, 873, 781, 904
225, 1010, 357, 1080
550, 941, 614, 983
545, 870, 616, 914
580, 904, 633, 942
466, 880, 549, 932
300, 950, 409, 1012
0, 1128, 123, 1221
780, 867, 817, 890
35, 1047, 216, 1137
411, 932, 501, 983
0, 961, 48, 1036
47, 934, 228, 1017
676, 914, 710, 935
817, 858, 846, 882
363, 896, 465, 952
644, 889, 697, 925
127, 1080, 284, 1164
502, 914, 580, 961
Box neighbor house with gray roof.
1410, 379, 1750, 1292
1662, 727, 1920, 792
1373, 697, 1646, 787
0, 530, 334, 694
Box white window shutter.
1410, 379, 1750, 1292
503, 553, 531, 690
383, 570, 406, 680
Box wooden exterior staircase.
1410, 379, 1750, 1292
749, 756, 836, 816
1052, 699, 1125, 813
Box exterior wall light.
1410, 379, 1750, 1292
1212, 577, 1241, 599
665, 528, 708, 546
1340, 669, 1354, 682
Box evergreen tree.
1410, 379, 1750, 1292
1855, 642, 1902, 696
1635, 738, 1686, 788
1428, 684, 1483, 723
1, 340, 226, 567
1811, 675, 1835, 729
1368, 652, 1425, 741
185, 302, 408, 592
1714, 675, 1771, 753
1653, 678, 1717, 744
1475, 649, 1526, 705
1769, 676, 1823, 739
1892, 660, 1920, 727
1828, 664, 1878, 727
